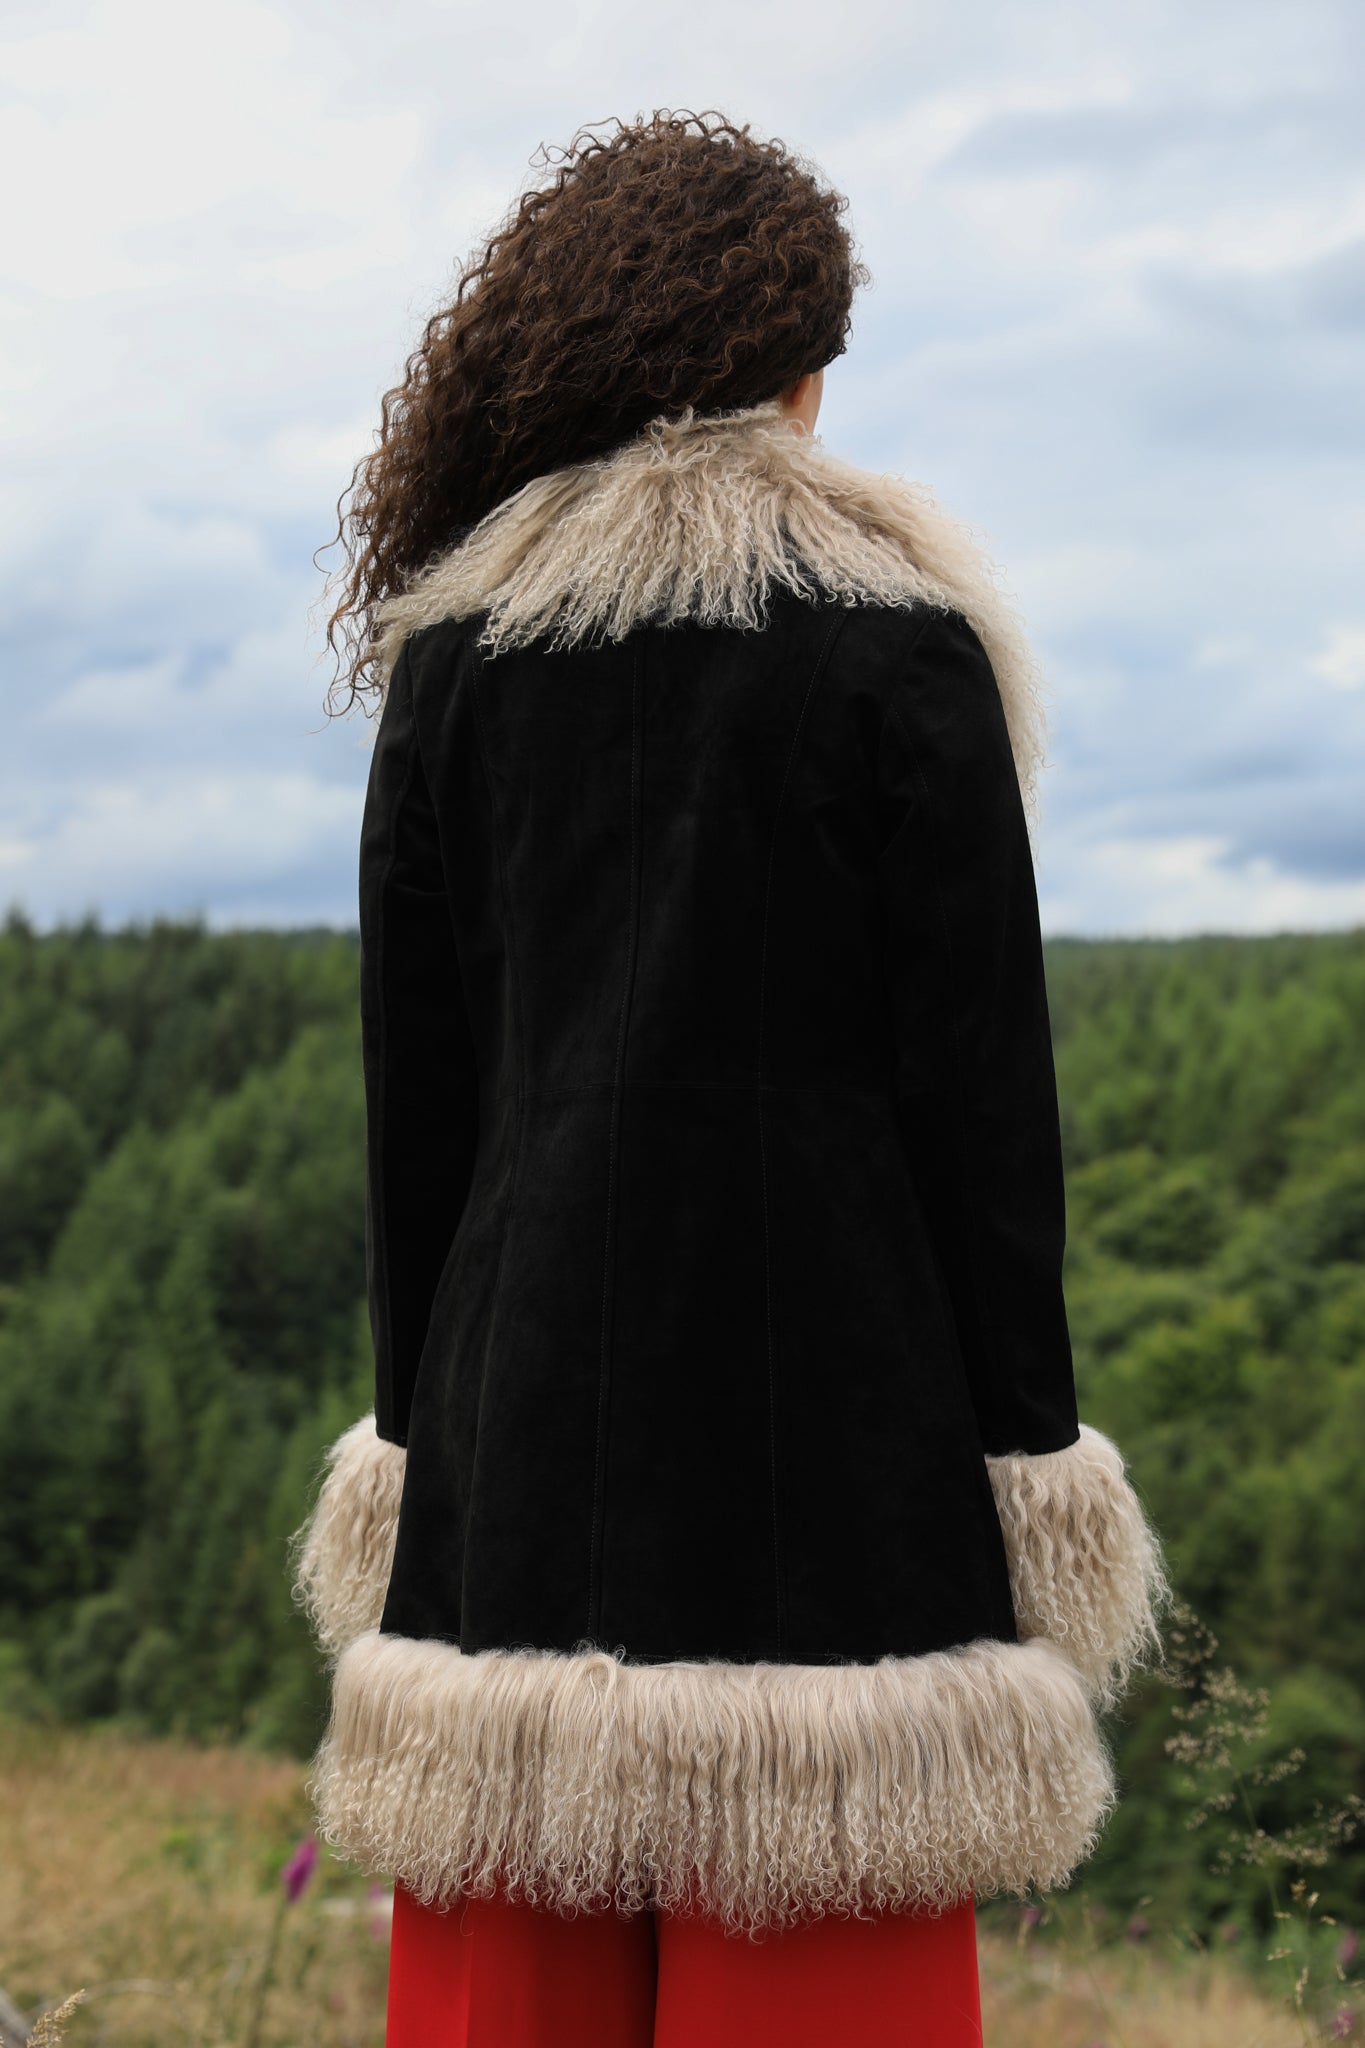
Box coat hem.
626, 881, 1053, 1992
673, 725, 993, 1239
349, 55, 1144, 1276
308, 1626, 1117, 1930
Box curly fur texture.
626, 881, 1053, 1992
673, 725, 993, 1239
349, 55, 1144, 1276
289, 1412, 405, 1659
371, 397, 1053, 832
986, 1423, 1174, 1712
309, 1628, 1117, 1931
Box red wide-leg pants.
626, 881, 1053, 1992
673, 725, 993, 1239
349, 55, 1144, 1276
386, 1881, 983, 2047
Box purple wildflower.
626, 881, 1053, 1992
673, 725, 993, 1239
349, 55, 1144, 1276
1333, 2009, 1355, 2039
280, 1835, 318, 1904
1340, 1930, 1361, 1972
1125, 1913, 1150, 1943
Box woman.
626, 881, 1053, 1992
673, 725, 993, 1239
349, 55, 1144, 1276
293, 108, 1171, 2047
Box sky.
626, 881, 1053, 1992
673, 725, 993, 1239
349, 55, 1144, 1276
1, 0, 1362, 939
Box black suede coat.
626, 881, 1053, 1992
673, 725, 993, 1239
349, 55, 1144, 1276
298, 400, 1167, 1925
361, 585, 1079, 1668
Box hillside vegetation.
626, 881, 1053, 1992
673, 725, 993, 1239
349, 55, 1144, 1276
1, 910, 1363, 1956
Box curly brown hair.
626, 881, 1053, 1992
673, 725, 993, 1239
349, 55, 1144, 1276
319, 106, 870, 712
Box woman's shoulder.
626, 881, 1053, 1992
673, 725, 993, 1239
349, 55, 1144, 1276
379, 614, 480, 718
817, 597, 1032, 826
826, 593, 989, 664
816, 595, 1003, 731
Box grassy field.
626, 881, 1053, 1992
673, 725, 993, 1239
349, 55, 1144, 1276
0, 1721, 1347, 2046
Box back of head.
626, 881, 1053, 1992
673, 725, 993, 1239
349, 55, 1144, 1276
324, 107, 869, 710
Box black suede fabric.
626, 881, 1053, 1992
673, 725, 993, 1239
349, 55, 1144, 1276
361, 586, 1081, 1665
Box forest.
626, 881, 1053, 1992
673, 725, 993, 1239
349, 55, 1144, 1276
0, 910, 1362, 1942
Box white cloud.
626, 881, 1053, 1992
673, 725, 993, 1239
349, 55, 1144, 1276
0, 0, 422, 299
1, 0, 1363, 932
1039, 832, 1365, 937
1311, 625, 1365, 692
2, 773, 363, 925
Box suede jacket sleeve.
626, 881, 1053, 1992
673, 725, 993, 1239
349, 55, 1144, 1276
877, 605, 1171, 1706
877, 603, 1077, 1460
358, 637, 480, 1449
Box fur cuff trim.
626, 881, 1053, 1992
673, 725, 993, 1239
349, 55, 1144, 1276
372, 397, 1051, 829
309, 1630, 1117, 1930
986, 1422, 1173, 1711
290, 1413, 406, 1657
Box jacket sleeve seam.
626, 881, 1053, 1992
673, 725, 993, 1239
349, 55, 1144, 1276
463, 661, 529, 1456
872, 604, 961, 859
369, 643, 424, 1428
881, 688, 1001, 1390
871, 601, 954, 771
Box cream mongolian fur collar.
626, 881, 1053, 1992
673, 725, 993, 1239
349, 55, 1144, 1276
373, 397, 1054, 826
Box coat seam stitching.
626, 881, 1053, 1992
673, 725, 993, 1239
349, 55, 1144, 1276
882, 692, 997, 1376
588, 641, 645, 1640
409, 633, 482, 1103
756, 609, 845, 1659
370, 645, 422, 1441
870, 603, 945, 857
467, 659, 529, 1616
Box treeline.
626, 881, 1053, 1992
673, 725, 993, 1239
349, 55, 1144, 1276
1, 910, 1363, 1937
0, 914, 370, 1755
1046, 930, 1365, 1930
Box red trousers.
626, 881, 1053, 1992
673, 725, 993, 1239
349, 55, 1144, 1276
386, 1881, 983, 2047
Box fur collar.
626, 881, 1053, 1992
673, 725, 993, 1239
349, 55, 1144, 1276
374, 397, 1052, 823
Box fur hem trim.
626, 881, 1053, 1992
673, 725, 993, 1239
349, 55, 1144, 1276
308, 1629, 1117, 1930
289, 1412, 405, 1658
986, 1422, 1174, 1712
372, 397, 1053, 829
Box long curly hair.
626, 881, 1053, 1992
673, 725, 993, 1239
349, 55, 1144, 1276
319, 107, 870, 712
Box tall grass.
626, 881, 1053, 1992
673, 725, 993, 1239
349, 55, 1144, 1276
4, 1690, 1357, 2045
975, 1596, 1363, 2046
0, 1720, 388, 2045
